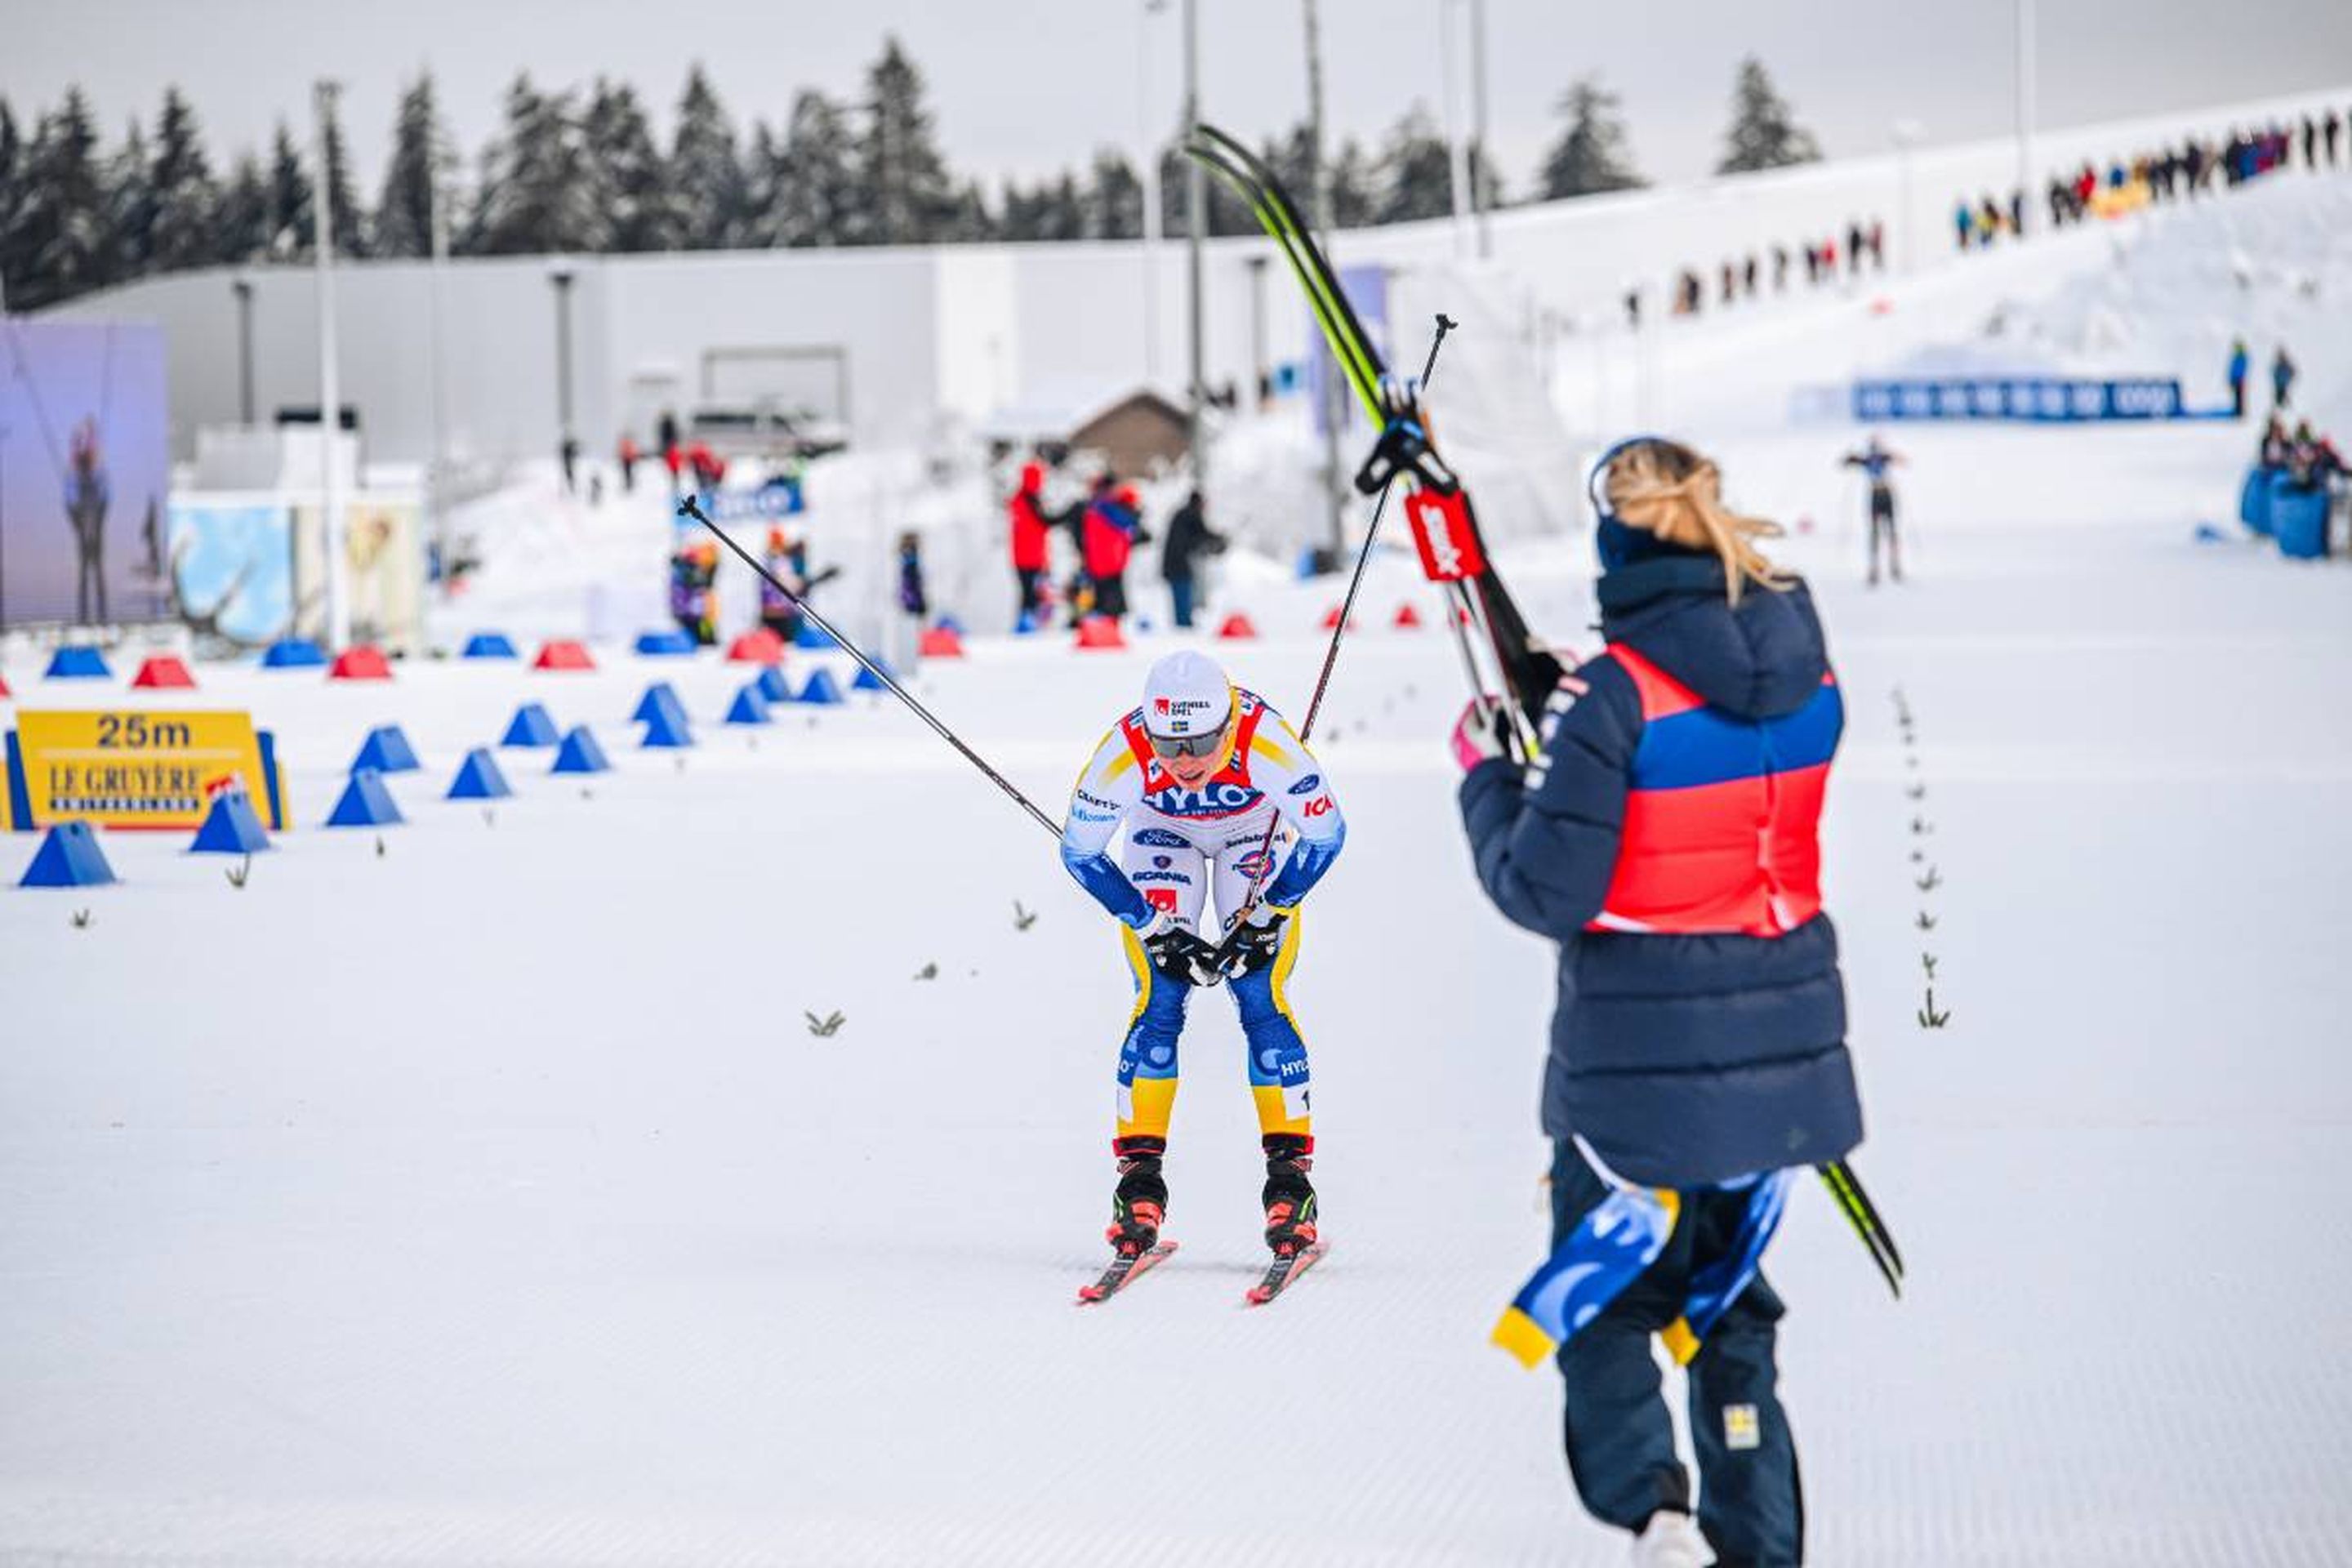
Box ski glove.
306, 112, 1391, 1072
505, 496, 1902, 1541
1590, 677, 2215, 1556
1216, 903, 1291, 979
1450, 696, 1514, 773
1140, 911, 1224, 988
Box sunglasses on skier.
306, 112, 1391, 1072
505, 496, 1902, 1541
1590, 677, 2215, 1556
1147, 718, 1232, 760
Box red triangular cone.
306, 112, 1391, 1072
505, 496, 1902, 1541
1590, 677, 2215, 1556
1217, 612, 1258, 640
131, 654, 198, 688
532, 639, 597, 671
1075, 616, 1127, 650
1393, 603, 1423, 630
329, 645, 393, 680
918, 626, 966, 658
726, 629, 786, 665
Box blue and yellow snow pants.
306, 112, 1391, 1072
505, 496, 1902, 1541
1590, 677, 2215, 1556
1542, 1140, 1803, 1567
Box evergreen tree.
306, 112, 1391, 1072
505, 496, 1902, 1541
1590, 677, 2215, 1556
584, 78, 670, 252
265, 121, 313, 260
1716, 56, 1820, 174
1374, 105, 1456, 224
213, 152, 273, 265
1539, 75, 1644, 198
467, 74, 604, 255
751, 89, 857, 247
320, 92, 367, 256
855, 36, 958, 244
669, 65, 744, 249
943, 178, 996, 243
0, 100, 22, 304
146, 87, 219, 273
1327, 136, 1376, 228
373, 74, 449, 258
1083, 149, 1142, 240
12, 90, 110, 308
105, 117, 158, 282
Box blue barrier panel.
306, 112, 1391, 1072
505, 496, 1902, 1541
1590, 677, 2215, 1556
1854, 376, 2192, 424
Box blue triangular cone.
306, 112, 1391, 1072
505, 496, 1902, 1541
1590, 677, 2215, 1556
1013, 609, 1040, 636
19, 821, 116, 887
447, 746, 514, 800
630, 681, 690, 730
462, 631, 519, 660
796, 668, 845, 706
189, 791, 272, 854
851, 659, 892, 694
640, 703, 695, 748
935, 613, 966, 635
261, 637, 328, 668
635, 628, 696, 656
724, 684, 773, 726
552, 726, 612, 774
501, 702, 561, 748
794, 620, 836, 650
44, 646, 112, 679
755, 665, 791, 703
325, 768, 404, 828
352, 724, 421, 774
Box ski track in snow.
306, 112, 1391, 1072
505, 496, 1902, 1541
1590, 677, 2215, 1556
5, 174, 2352, 1566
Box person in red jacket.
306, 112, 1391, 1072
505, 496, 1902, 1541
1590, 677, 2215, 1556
1009, 461, 1053, 623
1081, 474, 1146, 623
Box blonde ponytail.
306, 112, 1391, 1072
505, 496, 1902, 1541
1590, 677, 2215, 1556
1602, 439, 1789, 604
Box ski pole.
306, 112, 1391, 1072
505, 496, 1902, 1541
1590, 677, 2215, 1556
675, 494, 1065, 841
1234, 313, 1456, 914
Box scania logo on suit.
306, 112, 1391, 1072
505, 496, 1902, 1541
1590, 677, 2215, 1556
1143, 781, 1258, 817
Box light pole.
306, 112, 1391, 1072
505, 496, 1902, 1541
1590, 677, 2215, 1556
549, 264, 577, 489
1306, 0, 1344, 562
1468, 0, 1492, 259
426, 153, 452, 596
231, 274, 256, 426
1441, 0, 1472, 258
1892, 120, 1925, 276
1141, 0, 1169, 385
312, 78, 349, 653
2015, 0, 2037, 236
1245, 254, 1268, 408
1183, 0, 1205, 493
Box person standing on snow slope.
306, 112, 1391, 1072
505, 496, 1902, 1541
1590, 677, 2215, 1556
1059, 650, 1347, 1262
1451, 438, 1863, 1568
1008, 461, 1054, 624
1841, 434, 1904, 586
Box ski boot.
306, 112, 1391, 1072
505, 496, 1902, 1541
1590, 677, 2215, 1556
1107, 1136, 1169, 1257
1260, 1134, 1318, 1256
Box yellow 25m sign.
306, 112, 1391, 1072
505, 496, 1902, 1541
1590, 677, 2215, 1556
2, 709, 289, 833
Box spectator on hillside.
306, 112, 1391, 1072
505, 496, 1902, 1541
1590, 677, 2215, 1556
2228, 339, 2251, 420
1160, 488, 1227, 630
2326, 110, 2342, 167
617, 433, 640, 494
1773, 245, 1791, 291
1953, 201, 1974, 252
2260, 415, 2292, 469
2271, 345, 2298, 410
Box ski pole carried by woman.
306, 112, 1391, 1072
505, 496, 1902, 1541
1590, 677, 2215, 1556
1452, 437, 1865, 1568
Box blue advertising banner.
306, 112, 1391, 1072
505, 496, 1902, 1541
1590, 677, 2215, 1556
1851, 376, 2200, 423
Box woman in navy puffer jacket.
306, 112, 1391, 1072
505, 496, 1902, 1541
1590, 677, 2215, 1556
1453, 437, 1864, 1568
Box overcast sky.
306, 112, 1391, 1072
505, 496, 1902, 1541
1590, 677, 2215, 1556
8, 1, 2351, 198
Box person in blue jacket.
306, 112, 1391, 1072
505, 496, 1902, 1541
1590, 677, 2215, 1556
2228, 338, 2251, 420
1451, 436, 1864, 1568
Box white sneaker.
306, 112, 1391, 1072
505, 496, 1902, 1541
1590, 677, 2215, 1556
1630, 1509, 1712, 1568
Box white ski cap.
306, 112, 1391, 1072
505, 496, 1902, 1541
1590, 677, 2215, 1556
1141, 650, 1235, 738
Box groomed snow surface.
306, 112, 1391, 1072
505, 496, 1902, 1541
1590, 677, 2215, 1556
6, 174, 2351, 1566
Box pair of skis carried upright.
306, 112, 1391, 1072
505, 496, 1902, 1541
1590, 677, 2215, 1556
1180, 122, 1906, 1303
